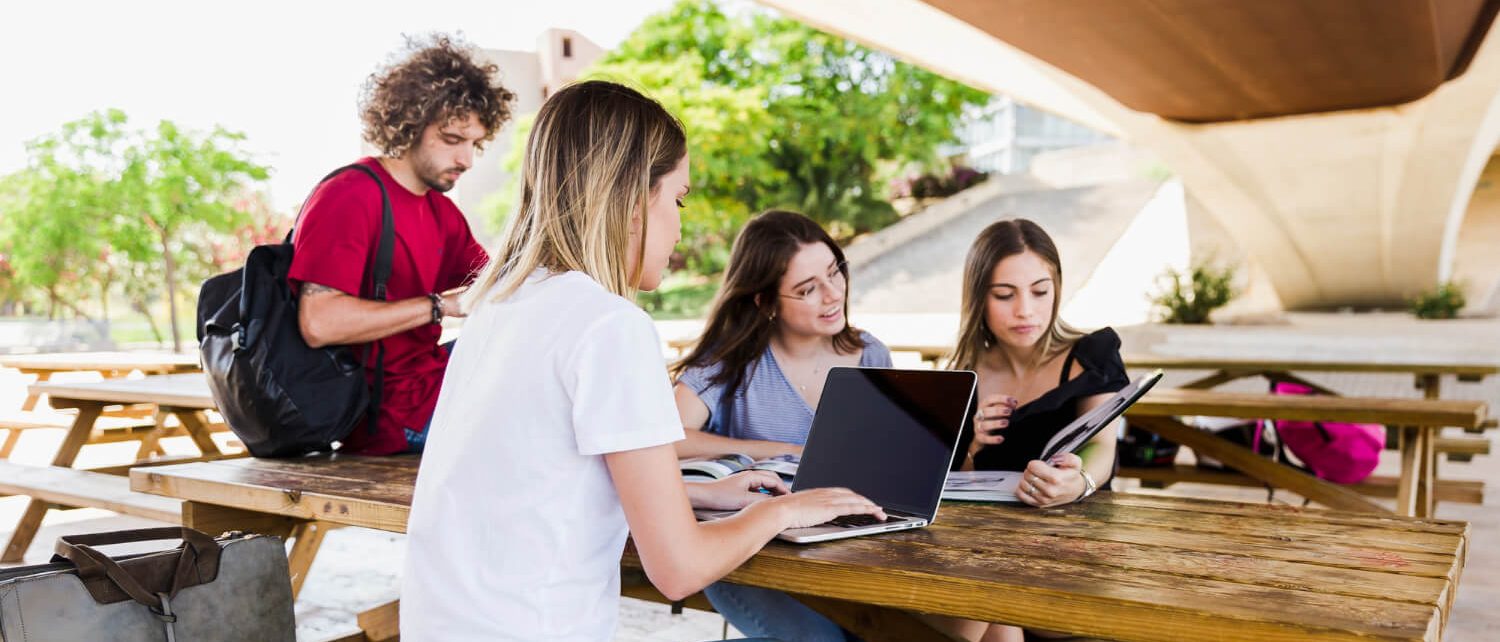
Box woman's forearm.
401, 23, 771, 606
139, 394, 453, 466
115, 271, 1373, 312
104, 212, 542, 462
674, 428, 802, 460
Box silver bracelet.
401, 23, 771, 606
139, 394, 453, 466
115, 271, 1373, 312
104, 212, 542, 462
1077, 469, 1098, 501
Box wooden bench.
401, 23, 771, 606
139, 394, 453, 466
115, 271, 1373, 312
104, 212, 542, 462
0, 411, 160, 459
1436, 436, 1491, 463
0, 461, 183, 559
1124, 388, 1487, 517
2, 374, 238, 563
0, 408, 178, 459
1122, 465, 1487, 506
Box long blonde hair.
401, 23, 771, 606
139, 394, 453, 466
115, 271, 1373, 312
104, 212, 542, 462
465, 80, 686, 307
947, 218, 1082, 371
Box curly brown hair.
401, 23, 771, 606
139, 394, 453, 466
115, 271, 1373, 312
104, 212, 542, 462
360, 34, 516, 158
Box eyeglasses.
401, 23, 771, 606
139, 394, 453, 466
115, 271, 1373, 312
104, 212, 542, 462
778, 260, 849, 305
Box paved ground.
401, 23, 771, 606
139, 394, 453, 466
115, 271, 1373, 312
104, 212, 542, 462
1, 312, 1495, 640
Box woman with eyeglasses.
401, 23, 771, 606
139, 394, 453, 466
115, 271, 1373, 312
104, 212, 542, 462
670, 209, 892, 641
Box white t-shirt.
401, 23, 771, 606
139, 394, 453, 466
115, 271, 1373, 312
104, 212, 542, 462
400, 270, 684, 642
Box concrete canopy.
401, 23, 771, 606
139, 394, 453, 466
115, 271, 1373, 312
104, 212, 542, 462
762, 0, 1500, 308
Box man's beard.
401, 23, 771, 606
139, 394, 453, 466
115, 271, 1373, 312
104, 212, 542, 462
414, 153, 463, 193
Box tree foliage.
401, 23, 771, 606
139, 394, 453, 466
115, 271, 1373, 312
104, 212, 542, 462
0, 110, 271, 350
487, 0, 989, 274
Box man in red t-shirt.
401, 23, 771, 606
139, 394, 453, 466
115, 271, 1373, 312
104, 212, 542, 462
289, 36, 516, 455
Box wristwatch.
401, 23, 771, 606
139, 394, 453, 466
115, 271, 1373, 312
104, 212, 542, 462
1078, 469, 1098, 501
427, 293, 444, 325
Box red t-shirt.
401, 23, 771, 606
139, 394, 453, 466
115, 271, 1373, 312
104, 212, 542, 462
288, 158, 488, 455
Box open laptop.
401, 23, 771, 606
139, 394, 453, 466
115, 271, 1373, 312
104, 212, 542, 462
942, 369, 1164, 503
697, 367, 976, 544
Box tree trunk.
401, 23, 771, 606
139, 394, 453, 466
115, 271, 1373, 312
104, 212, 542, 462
158, 230, 181, 353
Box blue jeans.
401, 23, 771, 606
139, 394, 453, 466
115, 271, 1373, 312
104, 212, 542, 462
403, 340, 455, 454
704, 582, 851, 642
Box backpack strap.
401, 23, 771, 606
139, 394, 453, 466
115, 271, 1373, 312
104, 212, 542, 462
289, 162, 396, 437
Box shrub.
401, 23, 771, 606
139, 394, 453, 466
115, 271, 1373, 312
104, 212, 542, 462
1149, 262, 1237, 324
890, 164, 988, 200
1410, 282, 1466, 319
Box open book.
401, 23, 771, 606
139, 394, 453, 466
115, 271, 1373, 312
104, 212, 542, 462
942, 370, 1163, 503
680, 453, 800, 482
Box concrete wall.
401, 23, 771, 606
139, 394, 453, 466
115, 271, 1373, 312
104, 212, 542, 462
1452, 154, 1500, 311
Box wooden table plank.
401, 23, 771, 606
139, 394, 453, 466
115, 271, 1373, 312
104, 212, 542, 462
1100, 492, 1468, 534
1128, 389, 1486, 428
132, 457, 1466, 642
0, 351, 200, 373
29, 372, 216, 409
131, 459, 412, 533
1121, 355, 1499, 378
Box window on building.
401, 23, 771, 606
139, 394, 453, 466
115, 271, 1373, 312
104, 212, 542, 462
563, 37, 573, 58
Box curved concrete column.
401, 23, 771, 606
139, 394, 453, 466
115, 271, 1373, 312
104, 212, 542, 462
762, 0, 1500, 308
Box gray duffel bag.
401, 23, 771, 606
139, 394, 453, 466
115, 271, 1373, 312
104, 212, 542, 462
0, 527, 294, 642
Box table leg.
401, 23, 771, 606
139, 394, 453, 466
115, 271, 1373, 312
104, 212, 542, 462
19, 369, 50, 411
1, 403, 102, 562
1180, 369, 1246, 390
356, 599, 401, 642
1416, 428, 1437, 518
1416, 373, 1441, 400
0, 428, 20, 459
1127, 415, 1388, 513
134, 409, 172, 459
1395, 427, 1421, 516
288, 521, 338, 598
171, 408, 223, 456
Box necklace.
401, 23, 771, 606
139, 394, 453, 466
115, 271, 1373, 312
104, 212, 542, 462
799, 365, 818, 391
797, 353, 827, 392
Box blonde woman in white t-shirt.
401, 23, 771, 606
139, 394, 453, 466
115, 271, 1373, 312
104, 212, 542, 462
400, 80, 885, 642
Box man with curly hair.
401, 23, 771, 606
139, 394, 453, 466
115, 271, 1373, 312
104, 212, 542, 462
288, 35, 515, 455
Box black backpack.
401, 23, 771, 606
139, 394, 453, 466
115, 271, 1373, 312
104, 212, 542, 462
196, 164, 394, 457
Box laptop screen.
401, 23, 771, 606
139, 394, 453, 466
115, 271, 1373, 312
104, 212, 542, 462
792, 367, 976, 519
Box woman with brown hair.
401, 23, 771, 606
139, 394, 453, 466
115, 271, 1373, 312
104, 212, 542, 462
670, 209, 893, 641
671, 209, 893, 457
934, 218, 1128, 642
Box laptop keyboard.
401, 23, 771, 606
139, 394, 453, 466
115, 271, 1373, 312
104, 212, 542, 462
825, 514, 901, 528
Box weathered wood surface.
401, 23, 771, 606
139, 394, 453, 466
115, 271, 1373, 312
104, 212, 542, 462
877, 346, 1500, 378
1122, 356, 1498, 379
1127, 388, 1486, 428
0, 350, 200, 374
131, 456, 416, 534
1120, 466, 1487, 505
0, 461, 182, 524
133, 456, 1466, 641
31, 373, 216, 409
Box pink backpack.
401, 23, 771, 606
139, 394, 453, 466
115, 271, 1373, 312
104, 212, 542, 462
1271, 382, 1386, 484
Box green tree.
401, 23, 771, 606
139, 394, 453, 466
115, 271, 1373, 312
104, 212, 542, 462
604, 0, 989, 243
0, 110, 270, 350
487, 1, 989, 276
0, 117, 120, 325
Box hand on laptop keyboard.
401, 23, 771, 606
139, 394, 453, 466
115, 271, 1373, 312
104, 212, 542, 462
768, 487, 887, 529
826, 514, 897, 528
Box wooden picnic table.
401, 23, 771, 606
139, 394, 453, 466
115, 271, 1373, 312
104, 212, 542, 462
130, 456, 1469, 642
2, 373, 229, 562
1122, 354, 1500, 404
0, 350, 200, 411
882, 344, 1498, 397
1124, 388, 1487, 519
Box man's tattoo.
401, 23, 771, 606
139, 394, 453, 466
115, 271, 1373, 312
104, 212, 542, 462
301, 283, 344, 298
